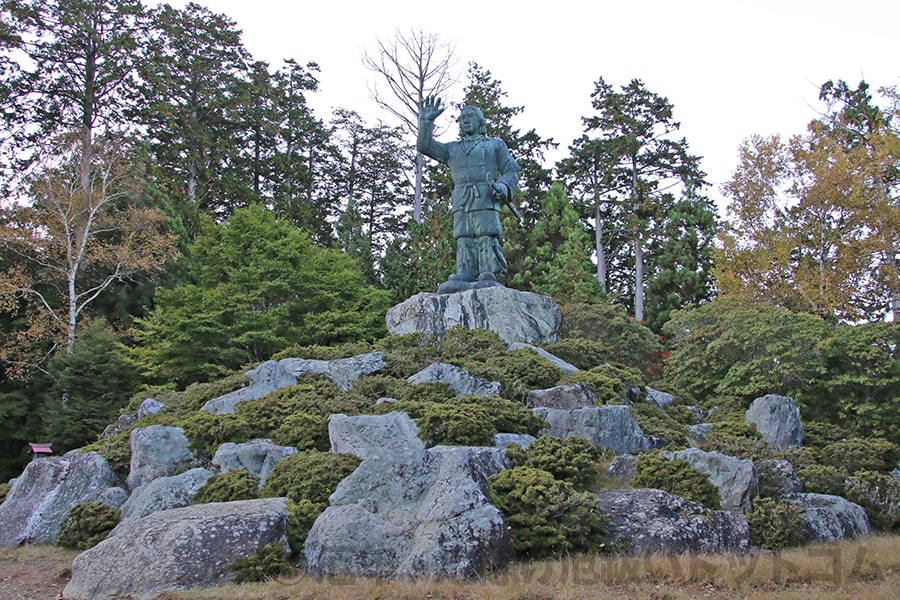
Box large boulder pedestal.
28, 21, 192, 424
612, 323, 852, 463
63, 498, 291, 600
386, 287, 562, 344
304, 446, 514, 579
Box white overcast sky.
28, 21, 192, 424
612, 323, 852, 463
160, 0, 899, 210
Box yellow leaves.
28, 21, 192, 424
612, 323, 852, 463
719, 122, 900, 321
0, 131, 179, 373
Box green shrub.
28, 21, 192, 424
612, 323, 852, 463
82, 432, 133, 480
558, 302, 663, 376
272, 413, 330, 451
797, 464, 847, 496
542, 338, 613, 371
466, 395, 546, 438
506, 436, 603, 491
179, 412, 255, 459
344, 375, 454, 406
374, 333, 441, 378
489, 466, 609, 560
480, 348, 564, 401
260, 451, 361, 506
228, 543, 294, 583
746, 497, 806, 551
0, 482, 9, 505
272, 342, 372, 361
57, 502, 121, 551
631, 403, 690, 450
819, 438, 900, 474
193, 470, 260, 504
151, 371, 250, 413
780, 446, 820, 472
567, 364, 644, 404
700, 415, 771, 460
845, 470, 900, 532
800, 421, 849, 449
440, 326, 507, 366
417, 402, 495, 446
259, 452, 361, 553
633, 453, 722, 509
286, 498, 325, 552
255, 376, 367, 419
412, 394, 546, 447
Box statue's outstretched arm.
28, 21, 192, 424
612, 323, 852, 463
418, 95, 448, 160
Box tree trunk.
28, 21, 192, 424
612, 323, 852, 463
414, 152, 424, 223
594, 204, 606, 293
634, 233, 644, 322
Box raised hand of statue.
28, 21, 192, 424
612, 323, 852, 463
420, 95, 445, 122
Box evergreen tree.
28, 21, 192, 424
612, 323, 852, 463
1, 0, 146, 192
328, 109, 410, 282
505, 183, 601, 303
130, 2, 251, 235
41, 321, 138, 453
558, 77, 708, 322
644, 185, 717, 331
132, 205, 392, 387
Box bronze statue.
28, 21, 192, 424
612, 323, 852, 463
418, 96, 520, 294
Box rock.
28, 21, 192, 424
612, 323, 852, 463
786, 493, 872, 542
494, 433, 536, 451
386, 287, 562, 345
533, 405, 649, 455
137, 398, 166, 418
526, 383, 598, 409
114, 468, 214, 531
507, 342, 578, 375
211, 439, 297, 486
661, 448, 758, 512
63, 498, 290, 600
407, 361, 501, 397
101, 412, 137, 439
596, 489, 751, 555
0, 452, 125, 546
623, 384, 642, 404
686, 405, 707, 421
201, 360, 297, 414
126, 426, 197, 491
687, 423, 714, 443
645, 386, 674, 408
755, 459, 802, 497
607, 454, 640, 484
328, 412, 425, 459
305, 446, 514, 579
745, 394, 804, 449
279, 352, 386, 391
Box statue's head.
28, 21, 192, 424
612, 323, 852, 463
457, 106, 487, 136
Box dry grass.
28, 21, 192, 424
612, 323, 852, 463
163, 534, 900, 600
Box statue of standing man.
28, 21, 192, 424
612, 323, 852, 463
418, 96, 520, 294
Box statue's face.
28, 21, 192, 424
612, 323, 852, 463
457, 110, 481, 137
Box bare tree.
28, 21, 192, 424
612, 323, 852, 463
363, 28, 458, 223
0, 132, 177, 376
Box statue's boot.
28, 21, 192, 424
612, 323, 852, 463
437, 238, 477, 293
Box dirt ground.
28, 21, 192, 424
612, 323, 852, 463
0, 546, 76, 600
